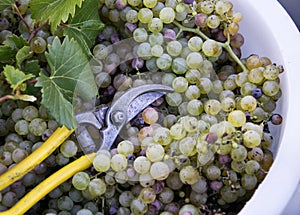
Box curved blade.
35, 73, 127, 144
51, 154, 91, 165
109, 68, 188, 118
100, 84, 173, 150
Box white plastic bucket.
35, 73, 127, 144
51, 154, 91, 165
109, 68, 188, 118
231, 0, 300, 214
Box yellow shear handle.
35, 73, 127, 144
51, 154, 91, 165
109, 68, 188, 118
0, 126, 74, 191
0, 153, 96, 215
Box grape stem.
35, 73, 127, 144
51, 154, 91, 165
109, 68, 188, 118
28, 22, 48, 42
173, 21, 249, 72
13, 3, 31, 33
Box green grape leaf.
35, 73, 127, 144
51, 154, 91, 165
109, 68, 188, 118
63, 0, 104, 57
29, 0, 84, 33
0, 45, 16, 64
16, 46, 32, 68
3, 65, 35, 91
0, 0, 14, 11
24, 60, 41, 76
35, 36, 97, 129
3, 34, 29, 50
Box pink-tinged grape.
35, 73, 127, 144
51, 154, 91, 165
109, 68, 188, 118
195, 13, 208, 28
142, 107, 159, 124
163, 29, 176, 41
270, 113, 283, 125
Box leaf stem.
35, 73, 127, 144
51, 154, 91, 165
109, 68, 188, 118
173, 21, 248, 72
27, 78, 38, 85
13, 4, 31, 33
28, 22, 47, 42
0, 77, 8, 83
0, 95, 13, 102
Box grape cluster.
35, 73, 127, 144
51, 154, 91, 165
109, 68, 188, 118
69, 0, 284, 214
1, 0, 284, 214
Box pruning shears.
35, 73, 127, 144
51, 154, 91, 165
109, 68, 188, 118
0, 84, 173, 215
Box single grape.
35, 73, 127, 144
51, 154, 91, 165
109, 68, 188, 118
14, 119, 29, 136
57, 196, 74, 211
22, 105, 38, 121
179, 165, 199, 185
111, 154, 128, 172
228, 110, 246, 127
28, 118, 47, 136
142, 107, 159, 124
243, 130, 261, 148
150, 161, 170, 180
139, 187, 156, 203
72, 172, 90, 191
138, 8, 153, 24
159, 7, 175, 24
88, 178, 106, 196
143, 0, 157, 8
167, 40, 182, 57
270, 113, 283, 125
186, 52, 203, 69
30, 37, 47, 54
60, 140, 78, 158
172, 77, 188, 93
